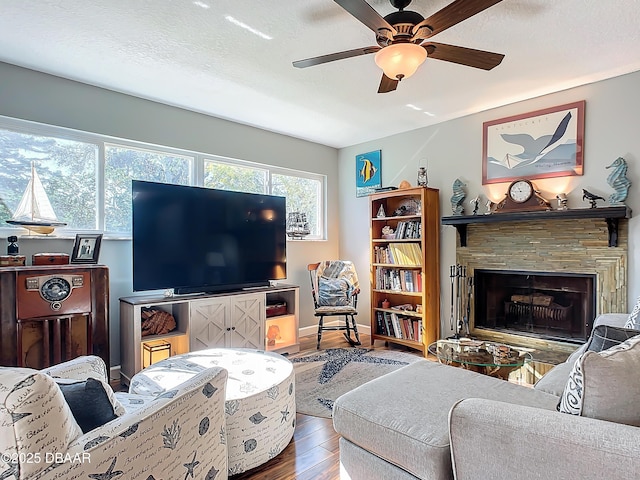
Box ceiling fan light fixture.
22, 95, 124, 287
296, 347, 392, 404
374, 43, 427, 80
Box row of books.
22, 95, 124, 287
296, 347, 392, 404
375, 311, 422, 341
393, 220, 421, 239
375, 268, 422, 292
373, 243, 423, 265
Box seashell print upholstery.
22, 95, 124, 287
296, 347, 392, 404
0, 356, 229, 479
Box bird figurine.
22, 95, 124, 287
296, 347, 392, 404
469, 196, 480, 215
582, 189, 605, 209
606, 157, 631, 205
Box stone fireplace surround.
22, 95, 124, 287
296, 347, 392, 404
449, 212, 628, 353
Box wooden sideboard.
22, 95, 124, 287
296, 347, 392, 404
119, 284, 299, 385
0, 264, 110, 369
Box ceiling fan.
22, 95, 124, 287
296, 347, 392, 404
293, 0, 505, 93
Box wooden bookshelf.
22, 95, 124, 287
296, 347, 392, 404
369, 187, 440, 355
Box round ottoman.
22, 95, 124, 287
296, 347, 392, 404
129, 348, 296, 475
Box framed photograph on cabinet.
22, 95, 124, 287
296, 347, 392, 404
482, 101, 585, 184
356, 150, 382, 197
71, 234, 103, 264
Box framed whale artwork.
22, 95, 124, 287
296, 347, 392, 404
356, 150, 382, 197
482, 101, 585, 185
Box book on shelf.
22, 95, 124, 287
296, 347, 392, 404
375, 311, 422, 342
375, 268, 422, 292
413, 320, 422, 342
375, 243, 423, 266
390, 313, 402, 338
394, 220, 421, 239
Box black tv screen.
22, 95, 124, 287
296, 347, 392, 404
132, 180, 286, 294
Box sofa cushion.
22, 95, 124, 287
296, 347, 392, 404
558, 334, 640, 426
586, 324, 640, 352
56, 378, 120, 433
333, 360, 559, 480
624, 295, 640, 329
533, 361, 574, 397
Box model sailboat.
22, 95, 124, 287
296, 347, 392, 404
6, 162, 66, 234
285, 212, 310, 239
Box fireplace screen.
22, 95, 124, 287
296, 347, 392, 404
474, 270, 596, 344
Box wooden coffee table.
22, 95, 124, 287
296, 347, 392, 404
428, 339, 532, 380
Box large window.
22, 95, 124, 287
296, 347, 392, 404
205, 159, 324, 239
0, 129, 98, 230
204, 160, 266, 194
105, 145, 192, 233
272, 172, 322, 238
0, 117, 326, 239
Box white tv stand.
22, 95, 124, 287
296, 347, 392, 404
119, 284, 299, 385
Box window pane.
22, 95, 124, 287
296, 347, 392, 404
0, 129, 97, 230
272, 174, 322, 237
204, 160, 267, 194
105, 145, 192, 233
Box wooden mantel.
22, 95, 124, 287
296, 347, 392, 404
442, 205, 632, 247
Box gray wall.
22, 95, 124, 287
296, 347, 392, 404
0, 62, 340, 367
338, 70, 640, 338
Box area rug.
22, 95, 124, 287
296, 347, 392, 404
291, 347, 422, 418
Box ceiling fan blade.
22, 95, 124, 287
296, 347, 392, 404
423, 42, 504, 70
378, 74, 399, 93
413, 0, 503, 39
293, 46, 380, 68
334, 0, 397, 37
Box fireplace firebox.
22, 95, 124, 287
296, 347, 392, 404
474, 270, 596, 344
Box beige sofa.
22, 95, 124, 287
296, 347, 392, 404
333, 314, 640, 480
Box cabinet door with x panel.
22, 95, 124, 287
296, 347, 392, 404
189, 293, 264, 350
190, 297, 229, 350
229, 293, 264, 349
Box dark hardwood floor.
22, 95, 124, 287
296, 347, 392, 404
230, 332, 423, 480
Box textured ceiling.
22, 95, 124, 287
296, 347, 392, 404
1, 0, 639, 148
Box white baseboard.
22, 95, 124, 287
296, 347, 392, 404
110, 365, 121, 382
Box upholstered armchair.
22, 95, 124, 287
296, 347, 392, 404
0, 355, 228, 480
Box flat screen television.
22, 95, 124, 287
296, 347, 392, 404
132, 180, 287, 294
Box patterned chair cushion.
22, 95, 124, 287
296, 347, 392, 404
318, 277, 351, 306
558, 334, 640, 426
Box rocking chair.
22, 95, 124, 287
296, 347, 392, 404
308, 260, 361, 349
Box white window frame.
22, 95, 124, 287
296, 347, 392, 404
0, 115, 327, 240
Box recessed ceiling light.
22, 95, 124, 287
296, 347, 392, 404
405, 104, 422, 111
225, 15, 272, 40
193, 1, 210, 9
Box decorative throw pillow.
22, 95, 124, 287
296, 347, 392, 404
558, 334, 640, 426
57, 378, 121, 433
624, 295, 640, 329
318, 277, 350, 306
585, 324, 640, 353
